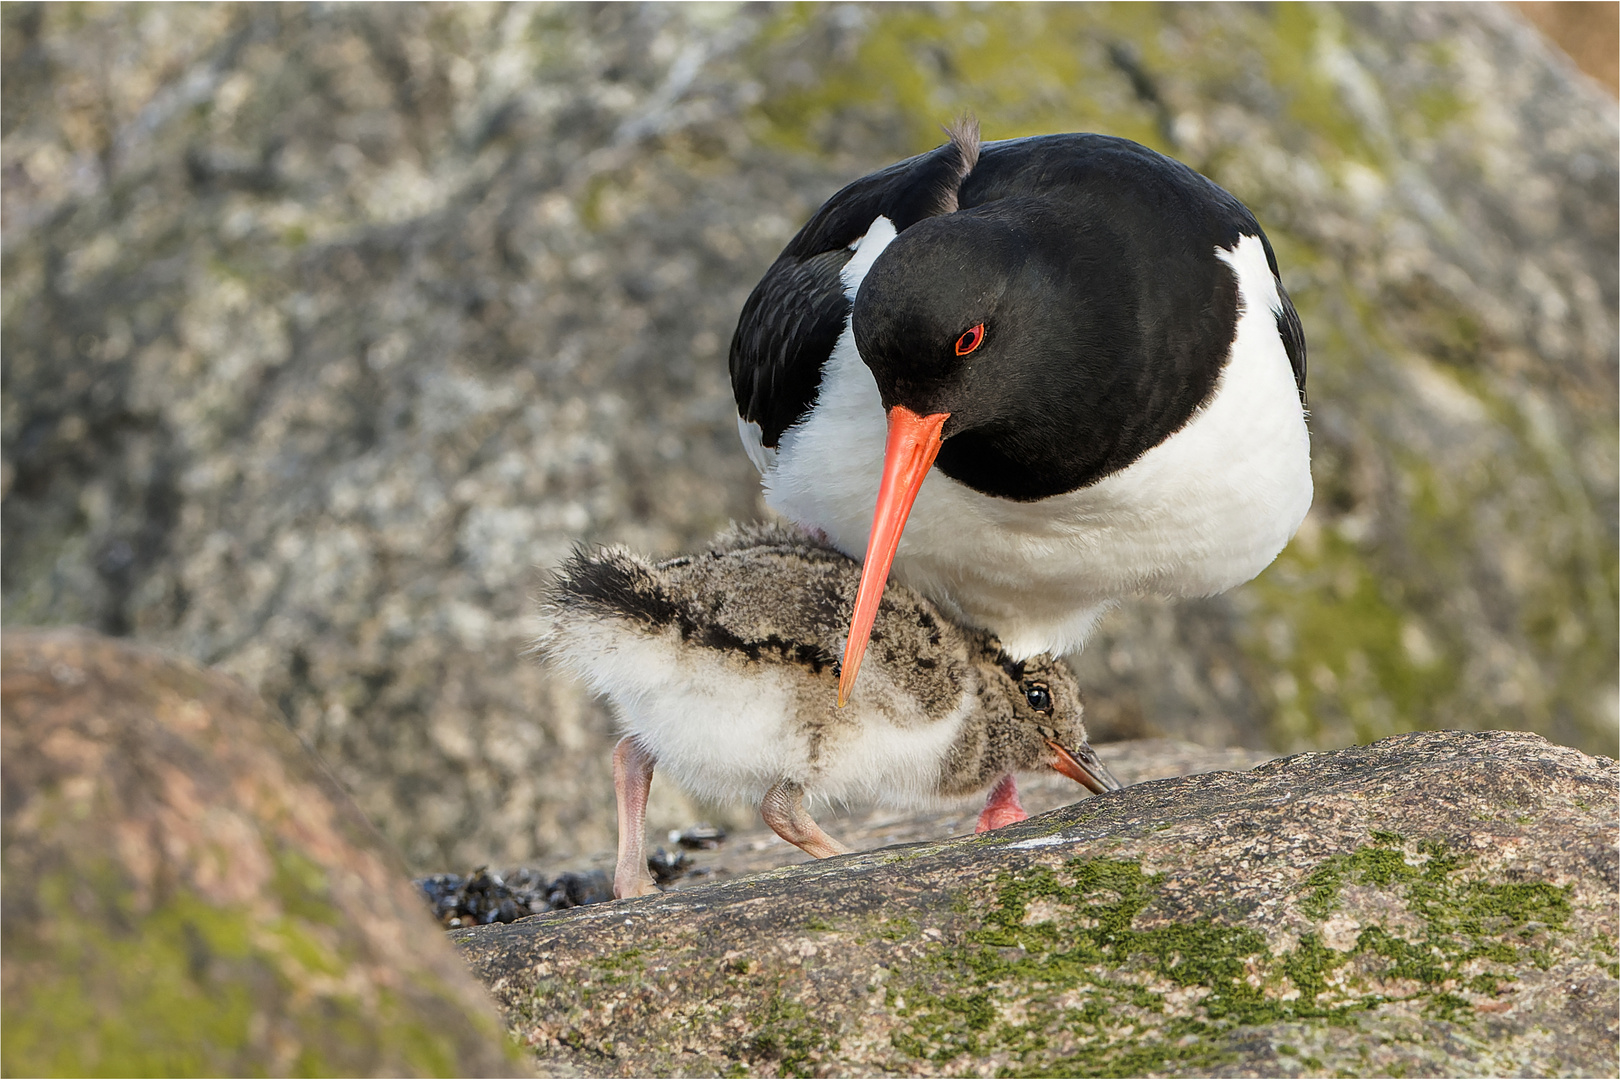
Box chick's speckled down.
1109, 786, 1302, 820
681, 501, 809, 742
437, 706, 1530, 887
540, 522, 1091, 801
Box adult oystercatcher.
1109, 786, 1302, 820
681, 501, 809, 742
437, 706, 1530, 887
538, 522, 1119, 899
731, 121, 1311, 705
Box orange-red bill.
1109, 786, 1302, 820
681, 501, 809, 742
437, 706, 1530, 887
1047, 739, 1123, 795
836, 404, 950, 707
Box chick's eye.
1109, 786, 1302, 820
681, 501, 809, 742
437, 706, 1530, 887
954, 322, 985, 356
1024, 683, 1052, 712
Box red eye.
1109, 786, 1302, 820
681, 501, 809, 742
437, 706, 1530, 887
955, 322, 985, 356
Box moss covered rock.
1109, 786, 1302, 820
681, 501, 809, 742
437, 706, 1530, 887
0, 628, 525, 1077
457, 730, 1616, 1078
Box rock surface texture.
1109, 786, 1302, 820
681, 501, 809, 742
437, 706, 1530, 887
3, 5, 1615, 869
0, 628, 524, 1077
539, 739, 1278, 889
457, 730, 1618, 1078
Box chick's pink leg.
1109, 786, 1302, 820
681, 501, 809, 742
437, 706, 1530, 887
613, 737, 659, 899
976, 773, 1028, 833
761, 779, 851, 858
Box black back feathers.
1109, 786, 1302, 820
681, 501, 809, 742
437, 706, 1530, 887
729, 125, 984, 448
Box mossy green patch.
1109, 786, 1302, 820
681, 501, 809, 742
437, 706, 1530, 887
2, 854, 500, 1078
1258, 4, 1385, 166
749, 5, 1169, 159
741, 988, 841, 1079
886, 837, 1577, 1077
1594, 931, 1620, 980
4, 875, 263, 1077
1297, 831, 1571, 963
582, 946, 649, 993
1248, 523, 1466, 749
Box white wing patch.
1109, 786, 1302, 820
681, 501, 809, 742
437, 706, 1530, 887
841, 215, 898, 300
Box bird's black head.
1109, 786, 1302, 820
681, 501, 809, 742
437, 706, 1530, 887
851, 199, 1153, 502
850, 184, 1246, 503
851, 204, 1047, 431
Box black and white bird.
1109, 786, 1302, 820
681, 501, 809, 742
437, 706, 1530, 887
730, 121, 1311, 704
537, 523, 1119, 899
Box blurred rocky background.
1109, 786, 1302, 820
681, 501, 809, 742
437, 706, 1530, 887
4, 3, 1615, 872
1, 628, 524, 1076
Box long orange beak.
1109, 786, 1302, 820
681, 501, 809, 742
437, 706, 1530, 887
836, 404, 949, 706
1047, 740, 1124, 795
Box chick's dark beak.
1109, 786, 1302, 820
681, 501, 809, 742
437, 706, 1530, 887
1046, 739, 1123, 795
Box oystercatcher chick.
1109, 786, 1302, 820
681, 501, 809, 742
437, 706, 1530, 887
730, 121, 1312, 703
537, 523, 1120, 899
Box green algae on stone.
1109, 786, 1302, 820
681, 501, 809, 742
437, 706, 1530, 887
885, 839, 1583, 1077
749, 4, 1170, 158
5, 868, 265, 1078
744, 990, 843, 1079
1247, 526, 1464, 749
4, 852, 511, 1079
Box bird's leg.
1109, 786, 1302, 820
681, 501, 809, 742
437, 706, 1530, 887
613, 736, 660, 899
760, 779, 851, 859
975, 773, 1028, 833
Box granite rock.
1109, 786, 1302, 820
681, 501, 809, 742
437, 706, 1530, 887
456, 729, 1619, 1078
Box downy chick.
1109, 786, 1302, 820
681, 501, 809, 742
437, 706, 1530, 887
537, 522, 1120, 898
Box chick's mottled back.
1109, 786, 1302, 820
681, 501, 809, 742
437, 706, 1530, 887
539, 522, 1092, 808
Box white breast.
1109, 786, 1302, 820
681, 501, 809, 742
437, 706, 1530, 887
758, 231, 1313, 659
541, 614, 975, 808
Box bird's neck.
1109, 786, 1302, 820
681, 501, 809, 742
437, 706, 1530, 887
935, 690, 1036, 799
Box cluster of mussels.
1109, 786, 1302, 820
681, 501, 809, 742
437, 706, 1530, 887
415, 867, 613, 928
416, 826, 725, 927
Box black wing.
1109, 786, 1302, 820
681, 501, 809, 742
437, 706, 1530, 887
1275, 284, 1307, 404
729, 131, 981, 448
730, 248, 853, 448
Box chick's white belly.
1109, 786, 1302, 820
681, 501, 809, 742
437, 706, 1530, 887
762, 235, 1312, 659
555, 621, 970, 807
